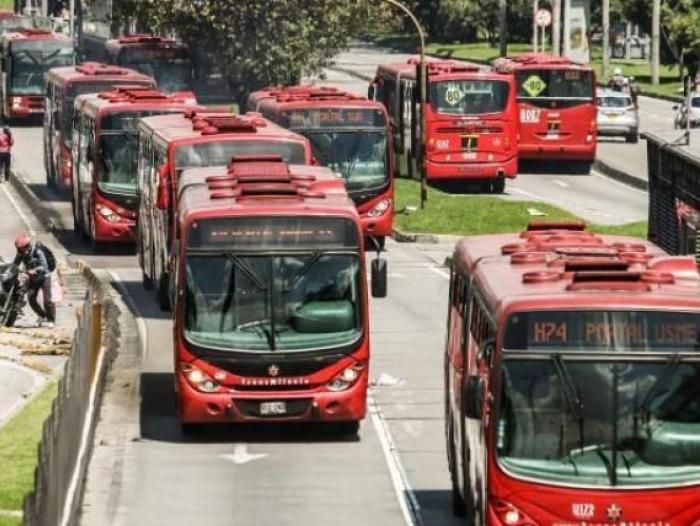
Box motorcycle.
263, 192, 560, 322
0, 261, 25, 327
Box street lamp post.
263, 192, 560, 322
377, 0, 428, 208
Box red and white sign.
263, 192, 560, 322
535, 8, 552, 27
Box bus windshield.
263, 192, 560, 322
429, 79, 510, 115
498, 310, 700, 487
516, 69, 594, 100
98, 133, 138, 196
184, 253, 362, 352
10, 41, 73, 95
174, 140, 307, 169
118, 47, 191, 92
306, 131, 387, 192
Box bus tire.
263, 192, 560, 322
157, 273, 171, 311
448, 421, 466, 517
406, 149, 414, 179
335, 420, 360, 436
491, 178, 505, 194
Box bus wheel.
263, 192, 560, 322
335, 421, 360, 436
448, 422, 466, 517
491, 178, 505, 194
157, 274, 171, 311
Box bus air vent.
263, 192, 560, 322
647, 256, 698, 278
522, 271, 562, 284
510, 252, 547, 265
563, 258, 629, 272
502, 242, 536, 255
611, 242, 647, 253
554, 247, 618, 257
567, 271, 652, 292
75, 63, 128, 76
526, 219, 587, 232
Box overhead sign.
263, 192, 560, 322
521, 75, 547, 97
535, 9, 552, 28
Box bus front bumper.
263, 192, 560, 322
177, 373, 367, 424
425, 155, 517, 180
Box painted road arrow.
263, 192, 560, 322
221, 443, 268, 465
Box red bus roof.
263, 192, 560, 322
74, 87, 201, 119
105, 34, 187, 52
2, 28, 69, 42
452, 221, 700, 315
178, 156, 356, 225
46, 62, 156, 88
493, 53, 593, 72
248, 85, 387, 115
375, 57, 507, 82
139, 111, 311, 146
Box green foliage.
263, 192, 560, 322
119, 0, 369, 100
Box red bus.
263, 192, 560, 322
71, 87, 200, 249
370, 58, 517, 193
1, 28, 73, 120
172, 156, 386, 433
137, 111, 313, 309
247, 86, 394, 245
493, 53, 597, 169
105, 35, 193, 93
445, 220, 700, 523
44, 62, 155, 190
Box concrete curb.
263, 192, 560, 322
593, 158, 649, 191
9, 169, 64, 234
392, 228, 440, 244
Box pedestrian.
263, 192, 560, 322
13, 234, 55, 328
0, 126, 13, 182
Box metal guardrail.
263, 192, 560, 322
21, 267, 120, 526
645, 131, 700, 258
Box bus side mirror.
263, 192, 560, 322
464, 375, 485, 420
370, 257, 387, 298
156, 164, 170, 210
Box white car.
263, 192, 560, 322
596, 89, 639, 143
674, 94, 700, 129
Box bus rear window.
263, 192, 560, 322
504, 310, 700, 352
516, 69, 593, 99
429, 80, 510, 115
174, 140, 307, 168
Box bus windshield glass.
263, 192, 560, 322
497, 310, 700, 487
118, 46, 191, 92
429, 79, 510, 115
516, 69, 594, 100
174, 140, 307, 168
10, 40, 73, 95
183, 217, 363, 353
306, 131, 387, 192
0, 17, 33, 35
98, 110, 181, 195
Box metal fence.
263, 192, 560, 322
645, 132, 700, 258
22, 268, 120, 526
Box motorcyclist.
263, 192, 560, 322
608, 67, 626, 92
13, 234, 55, 328
0, 126, 13, 182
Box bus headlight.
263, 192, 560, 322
327, 363, 365, 392
491, 500, 538, 526
96, 204, 120, 223
367, 199, 391, 218
11, 97, 21, 109
180, 363, 220, 393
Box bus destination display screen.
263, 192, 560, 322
282, 108, 386, 129
187, 216, 360, 250
504, 311, 700, 351
120, 46, 189, 62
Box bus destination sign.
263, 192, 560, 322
283, 108, 386, 129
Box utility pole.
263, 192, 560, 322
651, 0, 660, 85
532, 0, 538, 51
602, 0, 609, 80
552, 0, 561, 55
499, 0, 507, 57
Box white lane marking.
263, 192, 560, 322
108, 270, 148, 360
0, 360, 46, 426
1, 183, 36, 236
426, 265, 450, 279
553, 179, 569, 188
373, 373, 406, 387
368, 390, 422, 526
591, 170, 648, 196
221, 443, 268, 465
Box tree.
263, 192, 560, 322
118, 0, 368, 103
660, 0, 700, 77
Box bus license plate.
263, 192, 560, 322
260, 401, 287, 416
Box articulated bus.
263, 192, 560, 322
105, 35, 193, 93
137, 111, 313, 309
493, 53, 597, 170
247, 86, 394, 246
172, 157, 386, 433
370, 58, 517, 193
71, 87, 200, 248
1, 28, 73, 120
44, 62, 155, 189
446, 220, 700, 523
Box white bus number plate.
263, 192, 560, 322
260, 401, 287, 415
520, 108, 541, 123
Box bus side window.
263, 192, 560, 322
469, 292, 495, 366
137, 132, 148, 199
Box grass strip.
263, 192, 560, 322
393, 178, 647, 239
0, 379, 58, 520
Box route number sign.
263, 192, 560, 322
535, 9, 552, 28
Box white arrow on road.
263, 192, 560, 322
221, 443, 268, 465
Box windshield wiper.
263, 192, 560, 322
553, 354, 585, 458
285, 251, 321, 291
